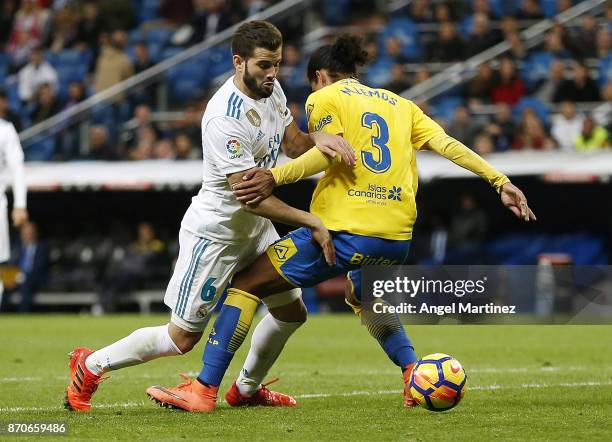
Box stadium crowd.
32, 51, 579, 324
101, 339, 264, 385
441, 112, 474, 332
0, 0, 610, 162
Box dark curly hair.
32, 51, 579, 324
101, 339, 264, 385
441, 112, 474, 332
307, 34, 369, 83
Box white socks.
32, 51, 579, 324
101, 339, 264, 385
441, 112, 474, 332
85, 324, 182, 375
236, 314, 303, 396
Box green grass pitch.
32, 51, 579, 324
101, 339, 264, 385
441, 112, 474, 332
1, 314, 611, 441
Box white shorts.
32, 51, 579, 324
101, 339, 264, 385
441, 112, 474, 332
0, 201, 9, 263
165, 223, 301, 332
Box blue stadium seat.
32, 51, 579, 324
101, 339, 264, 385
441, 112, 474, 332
523, 52, 556, 87
145, 28, 171, 45
512, 97, 550, 126
147, 43, 164, 62
381, 17, 422, 62
161, 47, 182, 61
429, 96, 463, 122
24, 137, 55, 161
364, 57, 393, 88
206, 46, 233, 79
166, 62, 210, 103
540, 0, 558, 17
138, 0, 161, 23
599, 55, 612, 86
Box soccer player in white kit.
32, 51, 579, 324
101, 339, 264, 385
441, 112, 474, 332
0, 119, 28, 305
65, 20, 355, 412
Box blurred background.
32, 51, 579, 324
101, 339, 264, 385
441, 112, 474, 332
0, 0, 610, 314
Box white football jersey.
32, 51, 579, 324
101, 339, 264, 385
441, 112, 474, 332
181, 76, 293, 243
0, 119, 26, 209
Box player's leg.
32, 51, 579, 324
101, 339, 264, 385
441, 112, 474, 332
345, 270, 418, 407
65, 228, 218, 411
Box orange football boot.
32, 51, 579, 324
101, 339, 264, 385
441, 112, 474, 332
64, 347, 106, 411
403, 362, 418, 408
146, 373, 218, 412
225, 378, 297, 407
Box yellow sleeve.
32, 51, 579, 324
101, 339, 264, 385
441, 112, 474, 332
270, 147, 339, 186
409, 100, 446, 149
305, 90, 344, 135
426, 134, 510, 192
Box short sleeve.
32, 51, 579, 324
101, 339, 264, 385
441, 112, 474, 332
203, 117, 255, 175
305, 90, 344, 135
409, 100, 445, 150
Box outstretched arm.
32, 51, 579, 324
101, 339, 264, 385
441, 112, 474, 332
423, 134, 536, 221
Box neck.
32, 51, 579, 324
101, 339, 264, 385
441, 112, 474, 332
233, 75, 260, 100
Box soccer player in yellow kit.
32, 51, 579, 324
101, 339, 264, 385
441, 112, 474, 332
156, 35, 535, 411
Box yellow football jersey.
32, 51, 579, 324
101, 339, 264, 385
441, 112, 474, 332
305, 78, 445, 240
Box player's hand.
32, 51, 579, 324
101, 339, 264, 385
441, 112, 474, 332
311, 131, 356, 166
233, 168, 276, 205
500, 182, 536, 222
310, 219, 336, 266
11, 208, 28, 227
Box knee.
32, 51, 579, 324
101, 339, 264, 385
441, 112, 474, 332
270, 299, 308, 324
168, 325, 202, 353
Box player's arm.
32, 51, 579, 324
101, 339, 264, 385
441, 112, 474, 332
410, 102, 536, 222
227, 170, 336, 266
282, 119, 355, 165
4, 123, 28, 226
232, 148, 339, 204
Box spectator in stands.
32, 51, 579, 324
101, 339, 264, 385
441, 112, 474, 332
551, 101, 584, 151
572, 15, 598, 58
45, 4, 77, 52
534, 59, 566, 102
30, 83, 61, 124
512, 108, 556, 150
409, 0, 433, 23
74, 1, 107, 50
467, 13, 501, 57
515, 0, 544, 20
0, 0, 18, 50
553, 60, 601, 102
0, 90, 22, 132
170, 101, 203, 145
129, 42, 156, 105
593, 82, 611, 134
57, 81, 86, 160
449, 194, 488, 249
471, 0, 495, 19
433, 3, 453, 24
491, 56, 526, 105
427, 22, 466, 62
486, 102, 516, 151
121, 104, 162, 149
12, 221, 49, 313
96, 222, 168, 313
447, 106, 481, 146
384, 36, 410, 64
384, 64, 411, 94
84, 125, 116, 160
157, 0, 195, 27
6, 0, 51, 67
464, 63, 495, 105
153, 139, 176, 160
174, 133, 199, 160
129, 126, 157, 160
94, 30, 134, 97
472, 132, 495, 156
595, 28, 610, 59
17, 47, 58, 103
277, 43, 303, 101
413, 67, 430, 85
188, 0, 235, 45
575, 115, 610, 151
557, 0, 573, 15
543, 28, 571, 58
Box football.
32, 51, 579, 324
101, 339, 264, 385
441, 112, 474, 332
409, 353, 467, 412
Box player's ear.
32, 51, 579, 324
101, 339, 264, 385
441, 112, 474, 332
233, 54, 244, 73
